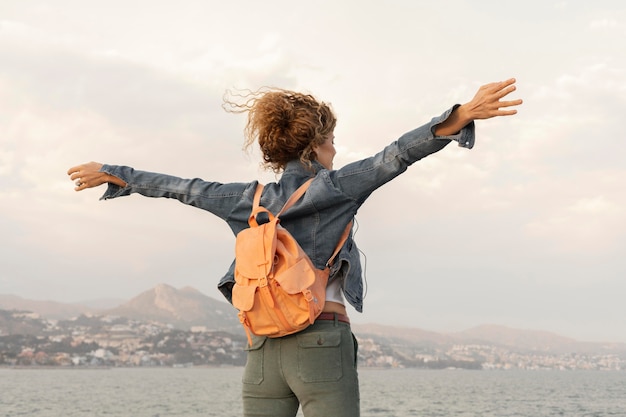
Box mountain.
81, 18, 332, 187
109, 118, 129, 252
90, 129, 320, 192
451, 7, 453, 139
105, 283, 242, 334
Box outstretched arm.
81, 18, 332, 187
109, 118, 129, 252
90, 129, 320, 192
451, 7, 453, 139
434, 78, 522, 136
67, 161, 127, 191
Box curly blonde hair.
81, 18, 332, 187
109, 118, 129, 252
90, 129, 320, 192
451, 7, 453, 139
223, 88, 336, 172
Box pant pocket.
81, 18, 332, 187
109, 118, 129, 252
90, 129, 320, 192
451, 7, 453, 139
296, 330, 342, 382
242, 336, 266, 385
351, 332, 359, 368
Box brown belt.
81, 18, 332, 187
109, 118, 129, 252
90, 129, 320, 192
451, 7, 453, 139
316, 312, 350, 324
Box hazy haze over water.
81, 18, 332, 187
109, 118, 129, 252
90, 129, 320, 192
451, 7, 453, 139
1, 368, 626, 416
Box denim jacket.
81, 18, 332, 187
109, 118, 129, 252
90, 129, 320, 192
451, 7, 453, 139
99, 105, 474, 313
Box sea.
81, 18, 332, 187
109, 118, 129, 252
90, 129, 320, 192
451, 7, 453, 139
1, 367, 625, 417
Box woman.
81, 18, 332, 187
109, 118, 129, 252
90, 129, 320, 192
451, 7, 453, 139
68, 78, 521, 417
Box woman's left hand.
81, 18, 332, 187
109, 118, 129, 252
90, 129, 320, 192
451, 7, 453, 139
462, 78, 522, 120
435, 78, 522, 136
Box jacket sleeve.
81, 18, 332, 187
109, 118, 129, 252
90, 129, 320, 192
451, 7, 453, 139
98, 165, 250, 221
332, 105, 475, 205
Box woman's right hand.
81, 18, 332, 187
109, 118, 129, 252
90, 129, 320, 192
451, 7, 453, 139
67, 161, 127, 191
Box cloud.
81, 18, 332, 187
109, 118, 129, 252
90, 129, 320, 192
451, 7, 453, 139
589, 18, 618, 30
525, 191, 625, 254
2, 1, 626, 342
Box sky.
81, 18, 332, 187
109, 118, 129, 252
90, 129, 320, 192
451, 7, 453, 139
1, 0, 625, 343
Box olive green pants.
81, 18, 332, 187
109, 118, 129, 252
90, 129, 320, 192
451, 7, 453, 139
242, 318, 359, 417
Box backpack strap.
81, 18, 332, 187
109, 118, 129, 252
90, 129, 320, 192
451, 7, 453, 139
326, 220, 353, 268
252, 182, 264, 208
248, 179, 313, 227
276, 178, 351, 266
277, 178, 314, 217
249, 178, 351, 267
247, 183, 267, 227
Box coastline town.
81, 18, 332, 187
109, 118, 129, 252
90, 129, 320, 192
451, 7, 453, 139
2, 310, 624, 371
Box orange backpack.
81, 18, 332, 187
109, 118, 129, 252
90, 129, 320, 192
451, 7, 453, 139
232, 178, 351, 344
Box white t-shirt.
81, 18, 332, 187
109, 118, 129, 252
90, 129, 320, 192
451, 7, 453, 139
325, 277, 345, 305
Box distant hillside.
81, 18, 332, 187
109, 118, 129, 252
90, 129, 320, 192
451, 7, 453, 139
451, 324, 623, 354
0, 309, 48, 335
352, 323, 452, 347
3, 287, 626, 356
106, 283, 242, 334
452, 325, 577, 352
353, 322, 626, 355
0, 294, 97, 319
